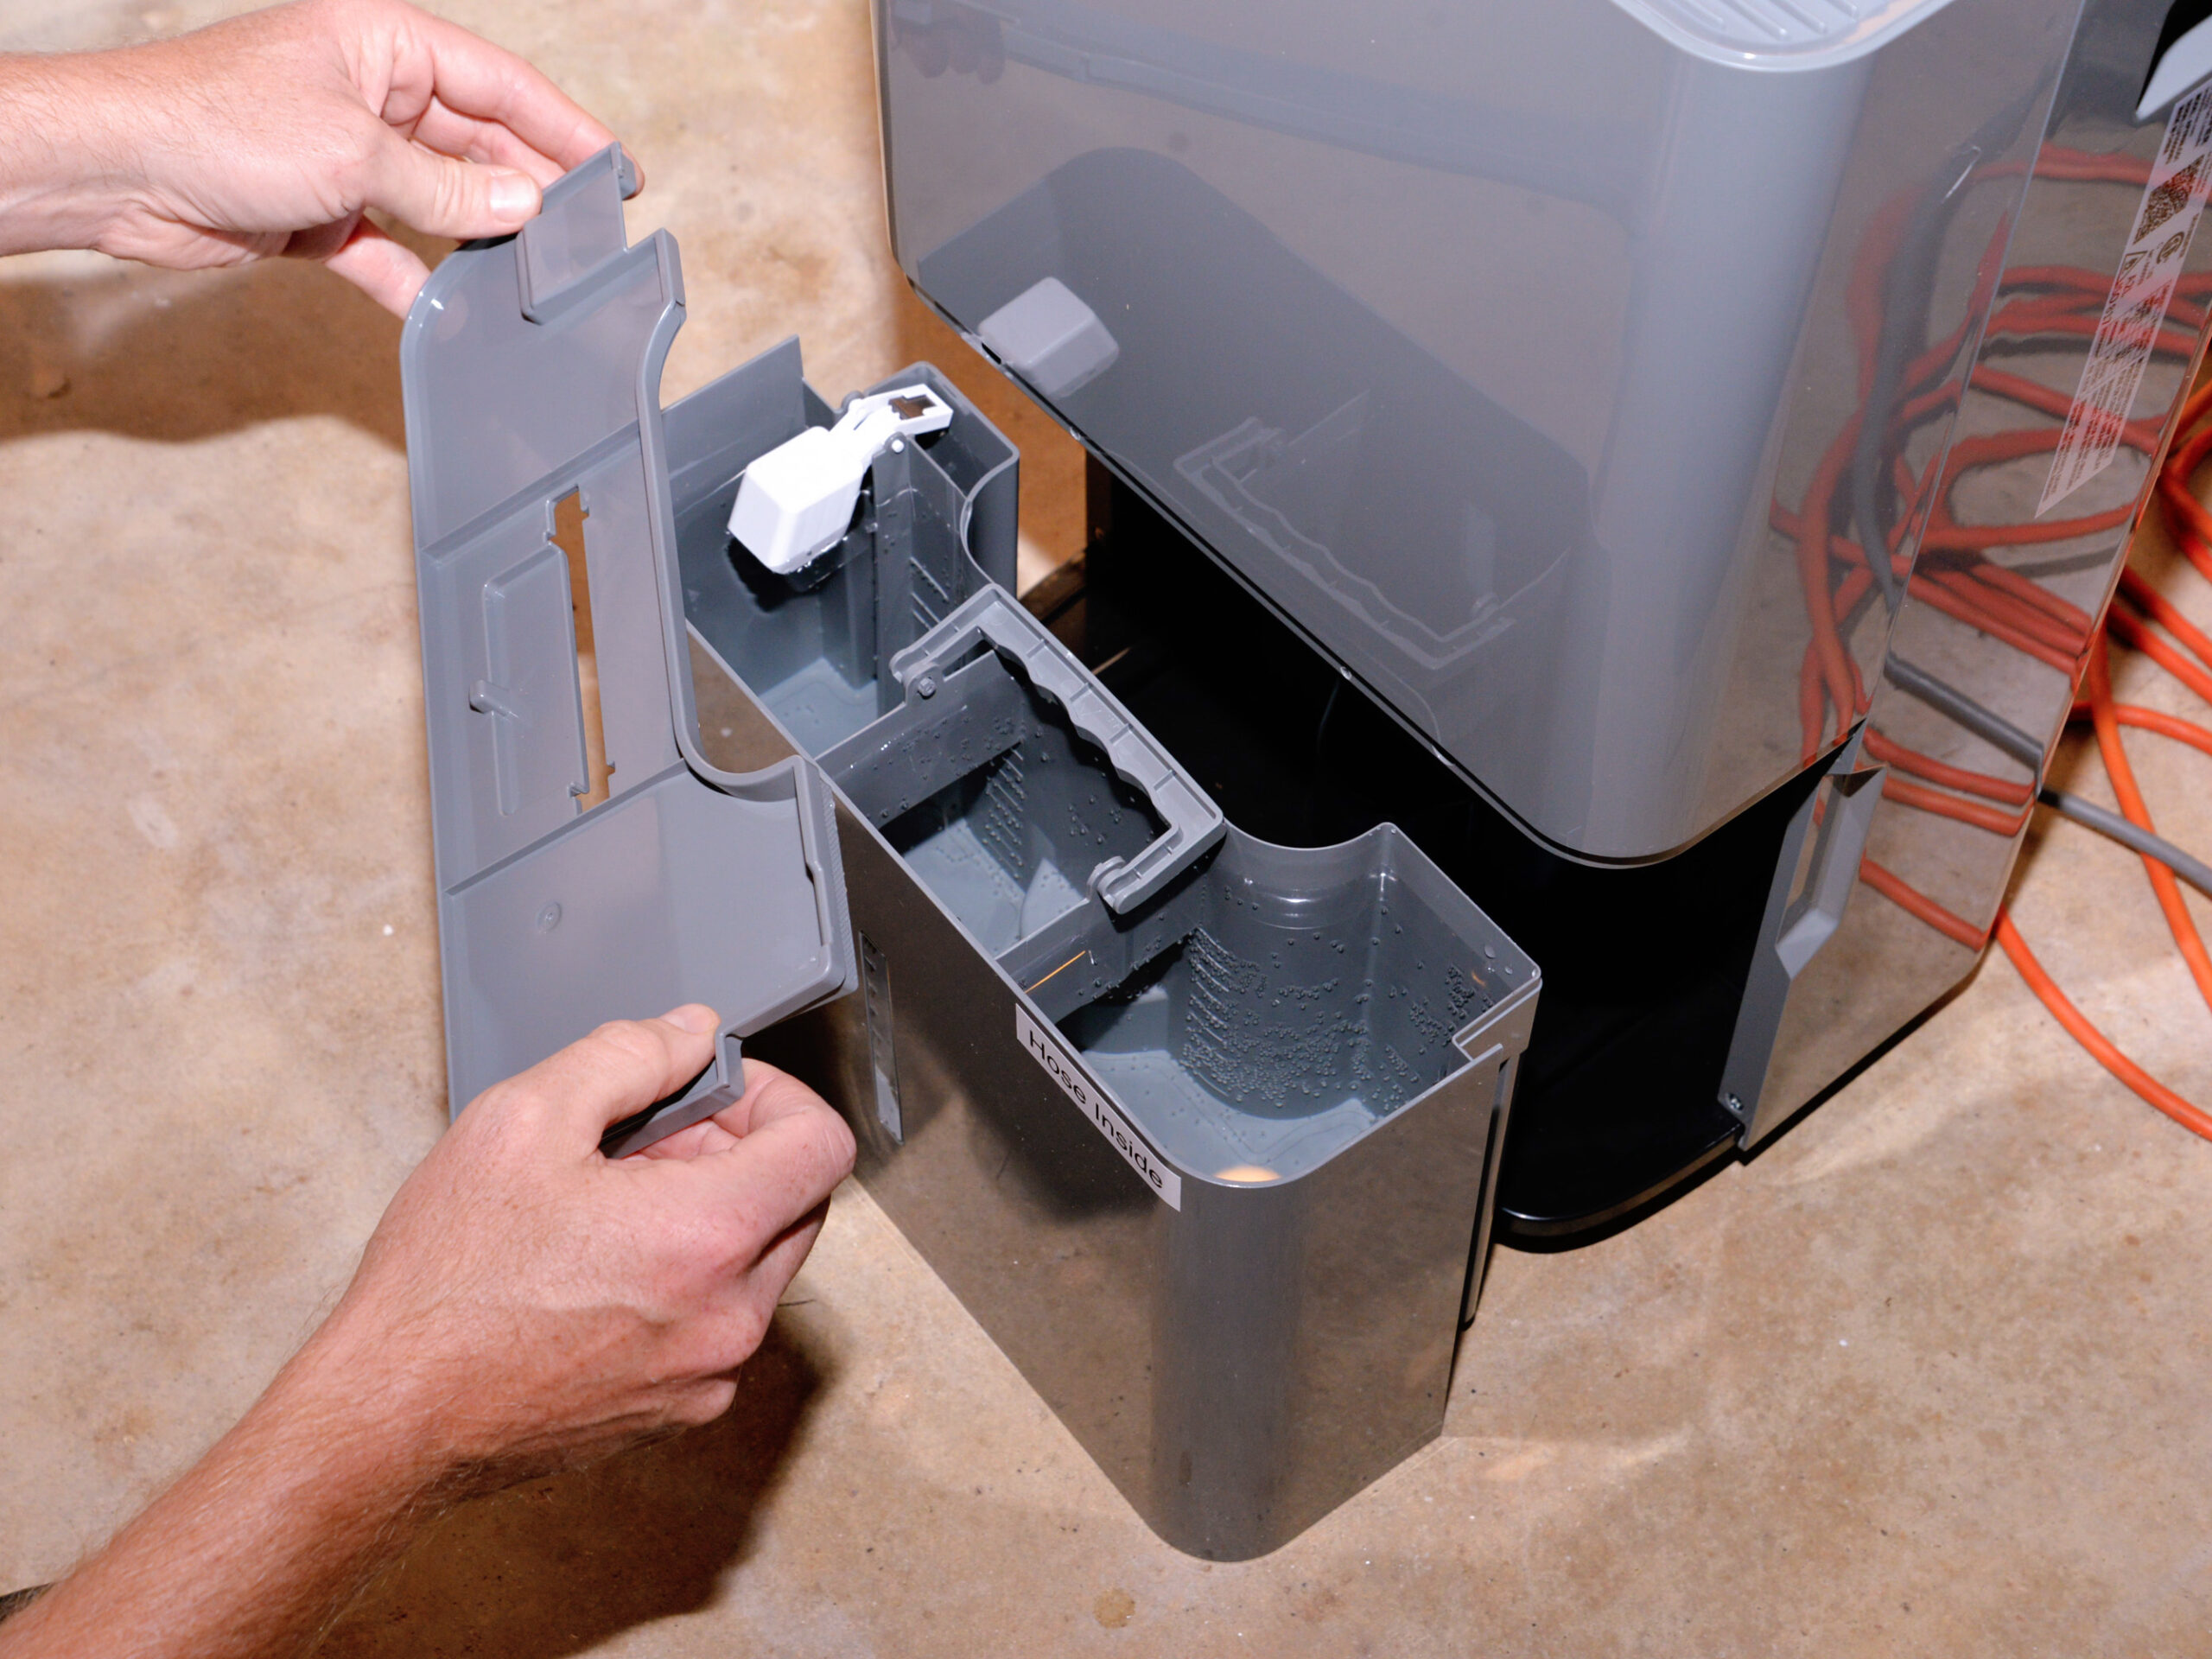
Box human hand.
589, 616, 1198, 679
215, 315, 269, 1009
0, 0, 626, 314
301, 1006, 857, 1488
0, 1011, 854, 1659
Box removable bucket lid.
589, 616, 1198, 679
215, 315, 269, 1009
401, 147, 855, 1134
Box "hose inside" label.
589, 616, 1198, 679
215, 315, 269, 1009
1014, 1006, 1182, 1210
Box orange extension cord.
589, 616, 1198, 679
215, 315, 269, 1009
1780, 144, 2212, 1138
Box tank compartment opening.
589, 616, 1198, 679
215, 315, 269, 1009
1061, 829, 1515, 1184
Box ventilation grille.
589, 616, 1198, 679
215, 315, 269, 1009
1624, 0, 1936, 56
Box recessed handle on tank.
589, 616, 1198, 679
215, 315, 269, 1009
886, 588, 1224, 912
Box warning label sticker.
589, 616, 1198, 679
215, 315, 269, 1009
1015, 1006, 1182, 1209
2039, 83, 2212, 514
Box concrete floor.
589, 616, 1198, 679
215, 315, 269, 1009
4, 2, 2212, 1653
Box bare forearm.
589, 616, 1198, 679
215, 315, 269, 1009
0, 52, 130, 257
0, 1324, 447, 1659
0, 1007, 849, 1657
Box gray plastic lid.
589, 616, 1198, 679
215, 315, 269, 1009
401, 146, 855, 1143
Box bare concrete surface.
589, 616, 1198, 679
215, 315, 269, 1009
3, 3, 2210, 1654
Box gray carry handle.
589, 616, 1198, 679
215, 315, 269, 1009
887, 588, 1224, 912
1716, 723, 1887, 1145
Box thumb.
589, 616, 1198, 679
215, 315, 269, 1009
491, 1007, 721, 1145
365, 130, 542, 241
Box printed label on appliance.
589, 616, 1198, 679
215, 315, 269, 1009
2040, 83, 2212, 513
1014, 1006, 1182, 1209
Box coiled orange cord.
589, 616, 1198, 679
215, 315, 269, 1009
1993, 911, 2212, 1139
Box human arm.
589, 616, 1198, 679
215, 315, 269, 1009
0, 0, 626, 315
0, 1007, 856, 1659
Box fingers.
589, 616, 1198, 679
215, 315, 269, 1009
316, 214, 431, 315
410, 95, 574, 188
638, 1086, 849, 1282
396, 4, 622, 178
633, 1060, 843, 1157
689, 1083, 855, 1245
747, 1198, 833, 1310
702, 1058, 833, 1141
658, 1202, 829, 1387
490, 1006, 721, 1143
664, 1376, 740, 1429
629, 1116, 741, 1161
363, 128, 542, 241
